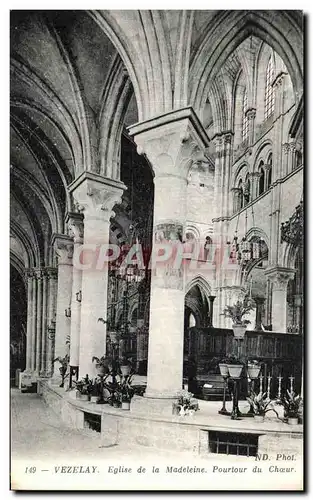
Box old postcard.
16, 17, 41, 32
10, 8, 304, 491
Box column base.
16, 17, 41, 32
131, 395, 180, 416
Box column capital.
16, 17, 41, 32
263, 163, 272, 171
265, 266, 295, 289
249, 172, 262, 179
51, 234, 74, 266
66, 212, 84, 244
68, 172, 126, 221
245, 108, 256, 120
282, 143, 290, 155
128, 107, 210, 180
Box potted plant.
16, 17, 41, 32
247, 359, 261, 379
218, 357, 230, 378
92, 356, 110, 377
115, 371, 135, 410
221, 295, 255, 338
246, 391, 273, 422
74, 375, 92, 401
53, 354, 70, 388
173, 391, 200, 416
225, 355, 244, 379
119, 357, 132, 377
280, 390, 302, 425
89, 378, 101, 403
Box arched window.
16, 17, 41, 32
259, 161, 265, 195
242, 89, 248, 141
238, 180, 244, 210
264, 55, 275, 120
243, 176, 250, 205
267, 153, 272, 189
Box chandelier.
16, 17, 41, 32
281, 200, 303, 246
228, 204, 263, 266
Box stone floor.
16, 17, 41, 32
10, 388, 303, 491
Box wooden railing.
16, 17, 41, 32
186, 327, 303, 396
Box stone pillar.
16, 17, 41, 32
254, 296, 265, 331
24, 270, 34, 372
52, 234, 73, 361
231, 187, 242, 213
282, 143, 291, 176
246, 108, 256, 146
46, 268, 58, 376
129, 108, 210, 399
35, 269, 43, 374
66, 212, 84, 381
264, 163, 272, 191
249, 172, 262, 200
288, 141, 297, 172
265, 267, 295, 332
40, 269, 49, 376
69, 172, 125, 378
31, 272, 37, 372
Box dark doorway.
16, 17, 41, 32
10, 265, 27, 384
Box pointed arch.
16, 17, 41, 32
190, 11, 303, 116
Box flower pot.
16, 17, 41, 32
232, 324, 247, 339
247, 364, 261, 379
113, 400, 121, 408
227, 364, 243, 379
90, 395, 100, 404
219, 363, 229, 378
121, 401, 131, 410
254, 414, 265, 423
287, 417, 299, 425
120, 365, 131, 377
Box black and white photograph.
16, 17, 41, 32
9, 7, 304, 491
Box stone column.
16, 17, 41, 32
282, 143, 291, 176
254, 296, 265, 330
24, 269, 34, 372
249, 172, 262, 200
129, 108, 210, 400
288, 141, 297, 173
40, 269, 49, 376
231, 187, 242, 213
264, 163, 272, 191
51, 234, 73, 361
265, 267, 295, 332
69, 172, 125, 378
46, 268, 58, 376
246, 108, 256, 146
31, 272, 37, 372
35, 269, 43, 374
66, 212, 84, 381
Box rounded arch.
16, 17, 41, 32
190, 11, 303, 116
252, 139, 272, 172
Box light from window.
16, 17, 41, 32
265, 55, 275, 120
242, 89, 248, 141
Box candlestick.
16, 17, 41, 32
259, 374, 264, 394
277, 374, 282, 399
289, 375, 295, 393
249, 276, 252, 298
267, 374, 272, 399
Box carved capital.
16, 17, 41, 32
288, 141, 297, 153
128, 108, 209, 180
68, 172, 126, 221
265, 266, 295, 290
263, 163, 272, 172
282, 143, 290, 155
51, 234, 74, 266
245, 108, 256, 120
66, 212, 84, 244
